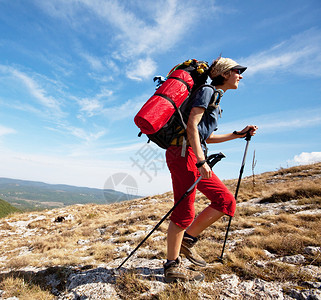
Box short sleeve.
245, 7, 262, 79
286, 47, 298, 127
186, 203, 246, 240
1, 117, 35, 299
192, 86, 214, 109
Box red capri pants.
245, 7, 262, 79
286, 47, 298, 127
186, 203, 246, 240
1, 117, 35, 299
166, 146, 236, 229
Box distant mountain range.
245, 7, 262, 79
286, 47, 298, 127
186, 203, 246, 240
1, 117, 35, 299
0, 177, 141, 211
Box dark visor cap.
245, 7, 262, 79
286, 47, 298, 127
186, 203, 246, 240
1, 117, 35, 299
232, 65, 247, 74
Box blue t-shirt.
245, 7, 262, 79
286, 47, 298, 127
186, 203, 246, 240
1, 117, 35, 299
191, 86, 222, 143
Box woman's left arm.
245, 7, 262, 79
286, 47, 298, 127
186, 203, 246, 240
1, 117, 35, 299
206, 125, 258, 144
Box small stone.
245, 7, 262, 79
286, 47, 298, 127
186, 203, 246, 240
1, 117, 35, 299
255, 261, 266, 268
303, 281, 321, 289
220, 274, 239, 288
290, 288, 321, 300
280, 254, 306, 264
77, 239, 90, 245
263, 249, 276, 258
304, 246, 321, 256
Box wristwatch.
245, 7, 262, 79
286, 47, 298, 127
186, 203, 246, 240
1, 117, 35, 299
196, 160, 206, 168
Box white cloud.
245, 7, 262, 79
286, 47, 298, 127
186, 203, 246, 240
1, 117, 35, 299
78, 0, 196, 58
0, 64, 64, 118
219, 106, 321, 134
67, 127, 106, 142
102, 95, 149, 122
11, 69, 62, 111
0, 125, 16, 137
243, 28, 321, 76
34, 0, 208, 80
291, 152, 321, 165
78, 98, 102, 117
80, 52, 105, 71
126, 57, 157, 81
47, 121, 107, 143
75, 88, 113, 117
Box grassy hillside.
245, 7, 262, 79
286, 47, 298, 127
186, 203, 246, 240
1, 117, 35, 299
0, 162, 320, 299
0, 198, 20, 218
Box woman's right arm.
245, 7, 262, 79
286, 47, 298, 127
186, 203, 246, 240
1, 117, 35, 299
187, 107, 212, 179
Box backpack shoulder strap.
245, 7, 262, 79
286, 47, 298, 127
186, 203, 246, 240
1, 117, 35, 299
176, 84, 220, 157
190, 84, 223, 110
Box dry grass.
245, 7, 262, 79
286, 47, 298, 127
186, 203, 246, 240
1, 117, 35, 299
157, 281, 221, 300
224, 162, 321, 202
90, 242, 116, 262
115, 270, 150, 299
259, 187, 321, 204
0, 221, 13, 230
0, 276, 54, 300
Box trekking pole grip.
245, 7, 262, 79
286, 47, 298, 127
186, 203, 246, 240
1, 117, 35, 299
245, 130, 252, 141
206, 152, 226, 169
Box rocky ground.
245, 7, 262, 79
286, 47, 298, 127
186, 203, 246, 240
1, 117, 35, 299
0, 198, 320, 299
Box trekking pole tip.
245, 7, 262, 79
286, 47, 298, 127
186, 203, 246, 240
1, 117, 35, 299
216, 255, 225, 264
112, 268, 121, 276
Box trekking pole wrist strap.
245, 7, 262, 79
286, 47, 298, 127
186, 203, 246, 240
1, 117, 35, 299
233, 130, 245, 137
196, 160, 206, 168
233, 130, 252, 140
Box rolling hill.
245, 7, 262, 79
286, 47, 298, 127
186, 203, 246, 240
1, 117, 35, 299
0, 177, 141, 211
0, 198, 20, 218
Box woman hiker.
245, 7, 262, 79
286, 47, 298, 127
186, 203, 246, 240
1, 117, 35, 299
163, 56, 258, 283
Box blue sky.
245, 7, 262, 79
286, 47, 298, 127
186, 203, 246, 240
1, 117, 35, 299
0, 0, 320, 197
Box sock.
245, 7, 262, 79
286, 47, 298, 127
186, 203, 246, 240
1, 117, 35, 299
166, 259, 176, 264
184, 231, 198, 242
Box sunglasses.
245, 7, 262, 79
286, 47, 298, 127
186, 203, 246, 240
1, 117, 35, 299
231, 68, 242, 75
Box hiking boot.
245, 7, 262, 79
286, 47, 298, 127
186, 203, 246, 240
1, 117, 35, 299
163, 256, 205, 283
180, 236, 207, 267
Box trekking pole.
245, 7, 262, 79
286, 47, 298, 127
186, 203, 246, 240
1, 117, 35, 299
217, 131, 252, 262
117, 152, 226, 270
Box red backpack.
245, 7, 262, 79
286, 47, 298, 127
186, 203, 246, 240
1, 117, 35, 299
134, 59, 219, 152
